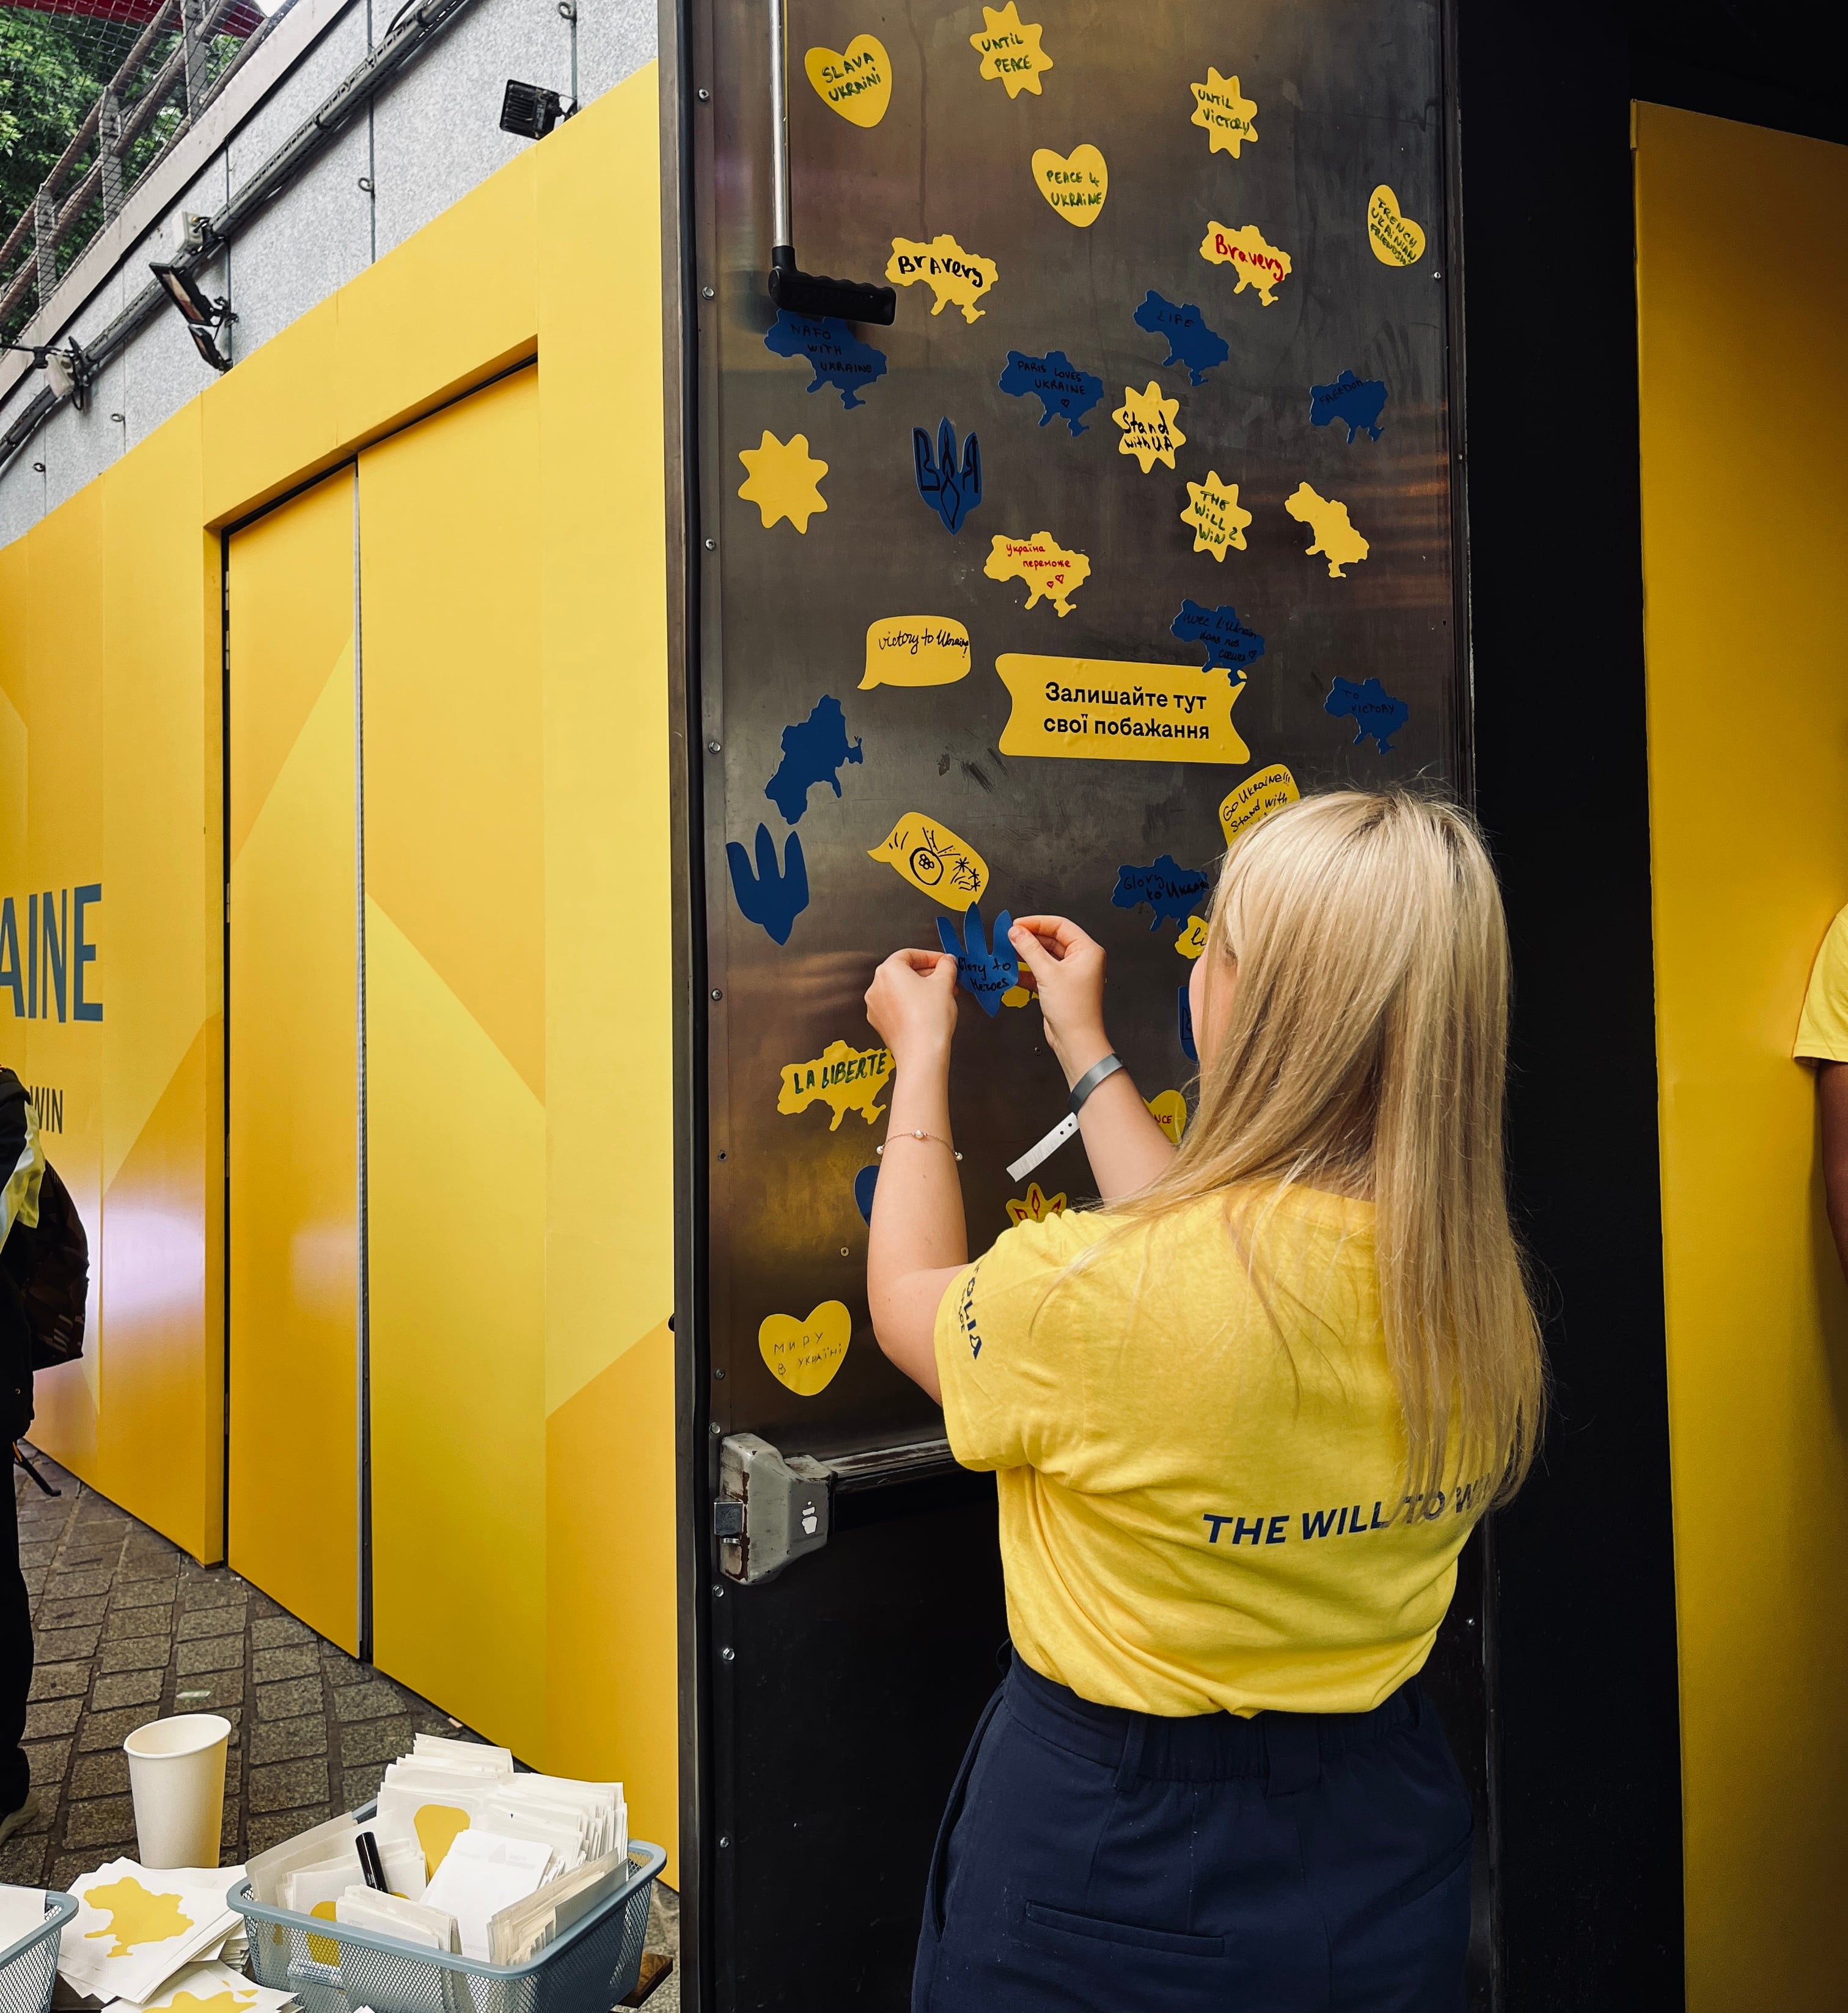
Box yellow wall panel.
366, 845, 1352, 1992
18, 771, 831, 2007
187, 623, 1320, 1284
227, 471, 360, 1647
1636, 102, 1848, 2008
365, 896, 546, 1758
201, 298, 342, 528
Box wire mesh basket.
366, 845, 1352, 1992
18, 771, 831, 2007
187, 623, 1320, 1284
0, 1891, 78, 2013
227, 1844, 664, 2013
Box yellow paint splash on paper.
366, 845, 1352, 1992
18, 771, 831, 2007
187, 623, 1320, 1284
307, 1904, 340, 1967
777, 1040, 893, 1131
996, 654, 1250, 765
1006, 1181, 1066, 1225
760, 1301, 852, 1396
1219, 764, 1300, 846
1367, 185, 1426, 266
1113, 381, 1186, 472
414, 1802, 472, 1880
1180, 469, 1252, 559
984, 532, 1091, 617
1032, 144, 1106, 226
82, 1880, 193, 1957
1175, 916, 1209, 960
970, 2, 1052, 97
1198, 220, 1292, 305
1190, 68, 1257, 157
868, 813, 988, 908
166, 1991, 256, 2013
1284, 482, 1369, 578
860, 617, 972, 689
1146, 1090, 1189, 1144
886, 234, 999, 323
804, 35, 891, 127
737, 431, 828, 532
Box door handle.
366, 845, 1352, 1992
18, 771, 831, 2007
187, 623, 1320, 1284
716, 1432, 958, 1585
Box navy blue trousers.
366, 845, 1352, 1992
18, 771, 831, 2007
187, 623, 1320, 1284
913, 1655, 1472, 2012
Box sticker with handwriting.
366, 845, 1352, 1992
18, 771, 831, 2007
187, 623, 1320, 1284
868, 813, 989, 908
1179, 470, 1252, 560
760, 1300, 851, 1396
1114, 381, 1186, 472
886, 234, 1000, 323
778, 1040, 893, 1130
1219, 764, 1299, 846
984, 532, 1091, 617
1367, 185, 1426, 266
1198, 221, 1291, 305
1189, 68, 1258, 157
804, 35, 892, 126
969, 2, 1052, 97
860, 617, 972, 689
1032, 144, 1107, 226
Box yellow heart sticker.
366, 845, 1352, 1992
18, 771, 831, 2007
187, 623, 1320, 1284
1146, 1090, 1189, 1145
1367, 185, 1426, 266
760, 1301, 852, 1398
1032, 145, 1107, 227
804, 36, 891, 127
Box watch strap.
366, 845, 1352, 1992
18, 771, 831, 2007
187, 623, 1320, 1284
1068, 1052, 1124, 1116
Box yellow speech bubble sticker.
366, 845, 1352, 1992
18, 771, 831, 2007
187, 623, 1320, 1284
887, 233, 999, 323
804, 35, 891, 126
737, 431, 828, 532
970, 2, 1052, 97
1005, 1181, 1066, 1225
1032, 144, 1107, 227
1146, 1090, 1189, 1144
1219, 763, 1300, 847
1284, 482, 1370, 578
777, 1039, 892, 1131
997, 654, 1250, 765
1198, 220, 1292, 305
1113, 381, 1186, 472
860, 616, 972, 689
1181, 469, 1252, 559
868, 813, 989, 908
1367, 185, 1426, 266
760, 1300, 851, 1396
984, 532, 1091, 617
1175, 915, 1209, 960
1190, 68, 1257, 157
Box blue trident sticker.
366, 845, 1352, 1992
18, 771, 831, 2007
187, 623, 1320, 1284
914, 417, 983, 534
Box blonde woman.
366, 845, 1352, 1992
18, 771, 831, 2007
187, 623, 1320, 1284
864, 791, 1545, 2012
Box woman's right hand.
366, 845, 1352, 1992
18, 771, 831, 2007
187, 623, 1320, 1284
1009, 915, 1112, 1088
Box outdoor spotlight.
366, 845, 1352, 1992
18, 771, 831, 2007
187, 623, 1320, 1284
499, 79, 565, 139
149, 260, 233, 373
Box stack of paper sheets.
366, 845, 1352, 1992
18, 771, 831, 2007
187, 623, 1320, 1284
0, 1884, 48, 1956
56, 1864, 255, 2011
102, 1959, 297, 2013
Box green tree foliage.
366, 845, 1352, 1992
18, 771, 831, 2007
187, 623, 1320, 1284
0, 9, 142, 234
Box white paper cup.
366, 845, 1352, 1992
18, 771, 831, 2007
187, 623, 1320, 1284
124, 1713, 231, 1869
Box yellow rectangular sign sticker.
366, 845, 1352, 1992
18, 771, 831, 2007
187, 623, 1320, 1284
996, 654, 1250, 764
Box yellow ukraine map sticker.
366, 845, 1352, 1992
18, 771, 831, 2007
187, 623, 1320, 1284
886, 233, 999, 323
970, 2, 1052, 97
860, 616, 972, 688
1032, 144, 1107, 226
1189, 68, 1258, 157
1175, 915, 1209, 960
1367, 185, 1426, 266
1285, 482, 1369, 578
1113, 381, 1186, 471
868, 813, 989, 908
1219, 764, 1300, 846
985, 532, 1091, 617
737, 431, 827, 532
1198, 219, 1291, 304
996, 654, 1250, 765
760, 1301, 851, 1396
1006, 1181, 1066, 1225
1146, 1090, 1189, 1144
1181, 469, 1252, 559
804, 35, 892, 127
777, 1040, 893, 1130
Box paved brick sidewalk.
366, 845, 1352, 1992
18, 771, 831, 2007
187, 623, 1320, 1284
3, 1448, 679, 2004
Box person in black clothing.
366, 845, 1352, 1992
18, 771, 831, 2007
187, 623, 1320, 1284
0, 1068, 43, 1846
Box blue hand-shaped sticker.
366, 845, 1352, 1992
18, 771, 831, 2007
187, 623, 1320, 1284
1178, 982, 1197, 1063
937, 900, 1017, 1016
914, 417, 983, 534
727, 823, 809, 945
853, 1165, 879, 1225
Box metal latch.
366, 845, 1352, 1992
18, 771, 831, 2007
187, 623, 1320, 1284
715, 1431, 959, 1586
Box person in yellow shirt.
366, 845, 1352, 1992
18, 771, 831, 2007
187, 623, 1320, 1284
1795, 904, 1848, 1275
864, 791, 1545, 2012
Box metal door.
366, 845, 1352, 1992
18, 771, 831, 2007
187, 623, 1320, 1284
672, 2, 1481, 2004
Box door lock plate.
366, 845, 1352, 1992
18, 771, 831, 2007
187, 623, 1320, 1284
716, 1433, 832, 1585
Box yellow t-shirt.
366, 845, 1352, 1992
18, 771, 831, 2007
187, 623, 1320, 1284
934, 1186, 1492, 1718
1795, 904, 1848, 1062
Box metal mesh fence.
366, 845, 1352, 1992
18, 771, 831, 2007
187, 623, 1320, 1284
1, 0, 289, 341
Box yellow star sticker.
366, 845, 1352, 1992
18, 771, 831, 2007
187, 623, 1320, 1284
1189, 68, 1258, 158
1005, 1181, 1066, 1225
737, 430, 828, 532
1113, 381, 1186, 472
1181, 469, 1253, 559
970, 2, 1052, 98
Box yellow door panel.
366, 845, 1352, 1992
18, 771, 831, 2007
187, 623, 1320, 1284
227, 471, 360, 1651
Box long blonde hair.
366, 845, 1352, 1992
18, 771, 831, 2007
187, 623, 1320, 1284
1115, 790, 1544, 1508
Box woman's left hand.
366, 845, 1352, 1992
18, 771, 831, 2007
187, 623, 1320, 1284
865, 948, 961, 1065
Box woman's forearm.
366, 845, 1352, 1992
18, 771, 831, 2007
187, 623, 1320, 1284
1075, 1065, 1178, 1201
867, 1041, 969, 1398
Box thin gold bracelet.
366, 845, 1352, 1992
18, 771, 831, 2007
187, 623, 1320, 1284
876, 1130, 963, 1161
